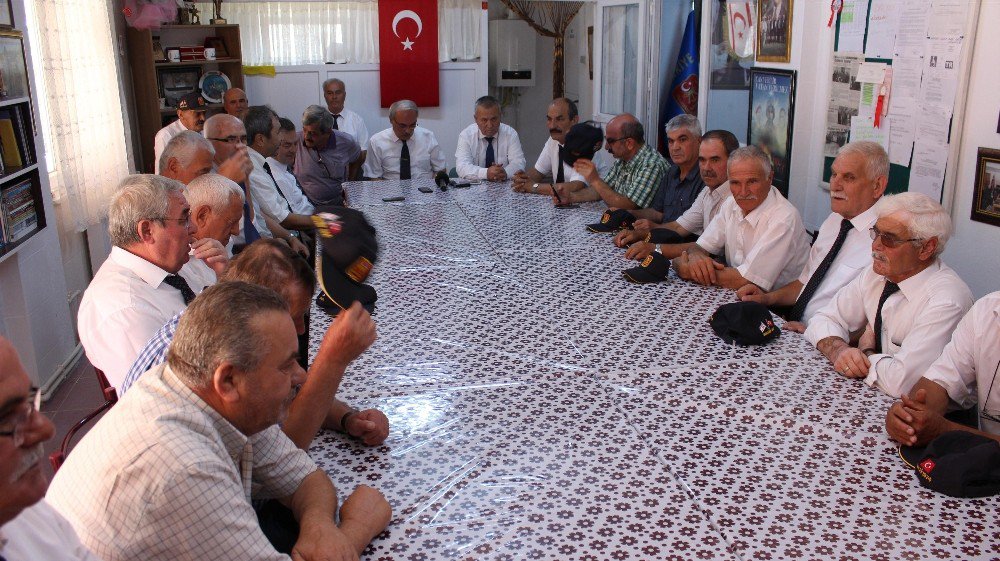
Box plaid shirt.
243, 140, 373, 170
602, 144, 669, 208
121, 313, 181, 395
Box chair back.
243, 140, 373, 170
49, 367, 118, 472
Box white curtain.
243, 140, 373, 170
24, 0, 130, 231
194, 0, 480, 65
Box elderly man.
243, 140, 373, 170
49, 282, 392, 560
0, 337, 99, 560
323, 78, 369, 164
671, 145, 808, 290
223, 87, 249, 120
153, 91, 207, 173
738, 141, 889, 327
512, 98, 587, 197
365, 99, 446, 181
805, 192, 974, 398
886, 292, 1000, 446
158, 130, 215, 185
266, 118, 316, 216
122, 239, 389, 448
245, 106, 315, 233
295, 105, 363, 206
560, 114, 669, 209
619, 129, 739, 258
455, 95, 525, 182
78, 175, 228, 392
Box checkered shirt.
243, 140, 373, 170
601, 143, 670, 208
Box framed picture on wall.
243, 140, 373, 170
157, 66, 200, 108
710, 0, 754, 90
0, 0, 12, 28
756, 0, 793, 63
748, 67, 796, 195
971, 148, 1000, 227
0, 31, 30, 101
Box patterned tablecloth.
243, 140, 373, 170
308, 179, 999, 560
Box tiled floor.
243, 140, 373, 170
40, 356, 106, 480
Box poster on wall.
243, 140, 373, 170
756, 0, 793, 63
748, 68, 796, 195
971, 148, 1000, 227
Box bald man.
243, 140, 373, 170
223, 88, 248, 120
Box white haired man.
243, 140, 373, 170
365, 99, 446, 180
455, 95, 525, 182
805, 192, 974, 398
322, 78, 370, 169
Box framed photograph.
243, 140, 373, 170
710, 0, 754, 90
971, 148, 1000, 227
748, 68, 796, 196
0, 30, 29, 101
157, 66, 200, 108
756, 0, 793, 63
0, 0, 12, 28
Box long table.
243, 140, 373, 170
308, 178, 999, 560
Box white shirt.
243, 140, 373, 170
0, 500, 99, 561
534, 137, 586, 184
794, 204, 879, 324
265, 157, 315, 215
364, 126, 446, 180
78, 246, 209, 392
696, 186, 809, 291
674, 181, 732, 235
331, 108, 369, 150
805, 261, 974, 399
922, 291, 1000, 435
455, 122, 526, 179
248, 147, 291, 224
152, 120, 190, 174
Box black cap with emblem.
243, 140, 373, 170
313, 206, 379, 314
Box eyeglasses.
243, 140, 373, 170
0, 388, 40, 447
869, 226, 923, 248
159, 209, 192, 226
208, 135, 248, 145
605, 137, 623, 145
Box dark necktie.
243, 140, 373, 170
163, 274, 196, 305
872, 281, 901, 354
239, 183, 260, 244
787, 218, 853, 321
262, 161, 294, 214
332, 114, 340, 130
556, 147, 565, 184
400, 140, 411, 180
484, 137, 495, 167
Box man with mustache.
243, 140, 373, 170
737, 141, 889, 327
670, 145, 809, 290
48, 282, 392, 560
153, 91, 208, 173
618, 129, 739, 256
512, 98, 589, 197
805, 192, 974, 398
0, 336, 99, 559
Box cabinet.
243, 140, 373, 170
0, 28, 45, 259
126, 24, 244, 172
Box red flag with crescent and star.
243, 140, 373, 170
378, 0, 439, 108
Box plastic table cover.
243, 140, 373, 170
308, 179, 1000, 560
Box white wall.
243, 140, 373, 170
246, 61, 487, 172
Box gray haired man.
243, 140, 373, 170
364, 99, 446, 180
293, 104, 363, 205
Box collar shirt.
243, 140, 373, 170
78, 246, 208, 392
331, 108, 370, 150
674, 181, 732, 235
248, 147, 291, 223
804, 261, 974, 398
152, 119, 190, 174
650, 164, 705, 223
455, 122, 527, 180
795, 205, 879, 325
696, 186, 809, 291
533, 137, 586, 184
602, 144, 670, 208
922, 292, 1000, 435
364, 126, 446, 180
122, 312, 181, 395
265, 157, 315, 215
0, 500, 100, 560
46, 363, 317, 561
294, 130, 361, 206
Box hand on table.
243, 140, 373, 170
511, 171, 530, 192
486, 164, 507, 182
291, 517, 359, 561
345, 408, 390, 446
552, 183, 573, 206
677, 250, 722, 285
781, 321, 806, 333
338, 485, 392, 554
885, 388, 951, 447
831, 345, 870, 378
736, 283, 766, 303
615, 229, 645, 248
632, 219, 655, 232
625, 241, 655, 260
191, 237, 229, 276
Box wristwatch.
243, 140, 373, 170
532, 183, 540, 194
655, 244, 663, 255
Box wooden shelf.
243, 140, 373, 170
159, 103, 223, 115
154, 58, 242, 67
160, 24, 239, 30
0, 96, 31, 109
0, 163, 39, 184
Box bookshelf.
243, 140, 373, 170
0, 29, 45, 259
125, 23, 244, 172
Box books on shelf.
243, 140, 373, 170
1, 177, 38, 244
0, 104, 35, 174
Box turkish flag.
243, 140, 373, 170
378, 0, 439, 108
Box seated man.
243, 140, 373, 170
294, 105, 363, 206
122, 239, 390, 448
365, 99, 446, 181
48, 282, 391, 560
626, 114, 704, 227
245, 106, 316, 234
886, 291, 1000, 446
672, 145, 809, 290
561, 113, 668, 209
512, 97, 587, 197
738, 141, 889, 327
185, 172, 245, 251
266, 118, 316, 217
0, 336, 99, 560
223, 87, 249, 120
158, 130, 215, 185
455, 95, 526, 181
619, 129, 739, 257
153, 91, 207, 173
805, 192, 974, 398
78, 174, 228, 392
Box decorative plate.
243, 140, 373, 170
199, 70, 231, 103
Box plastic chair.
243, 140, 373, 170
49, 367, 118, 472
